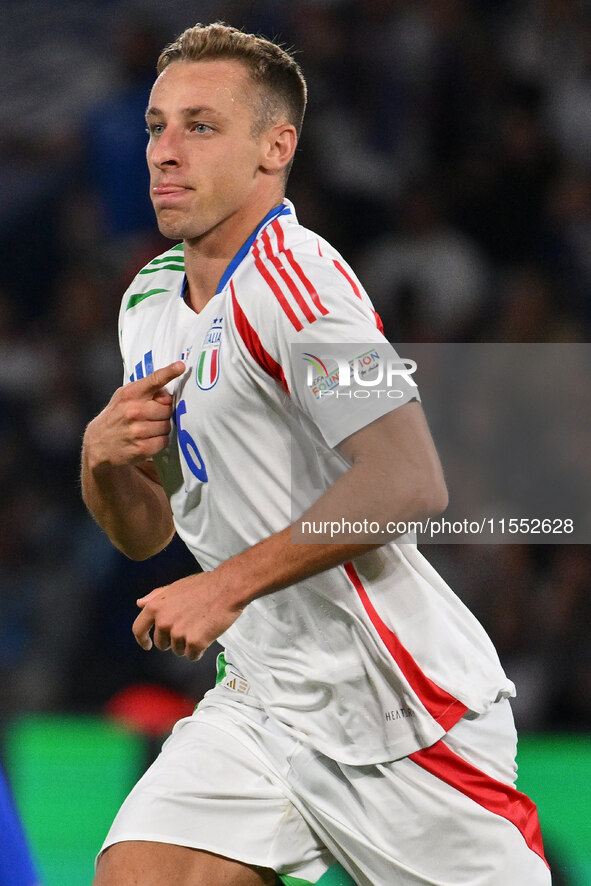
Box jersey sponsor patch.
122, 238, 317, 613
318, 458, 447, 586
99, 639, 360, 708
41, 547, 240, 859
196, 318, 223, 390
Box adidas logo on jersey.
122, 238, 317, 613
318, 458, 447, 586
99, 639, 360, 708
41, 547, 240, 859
221, 666, 250, 695
130, 350, 154, 382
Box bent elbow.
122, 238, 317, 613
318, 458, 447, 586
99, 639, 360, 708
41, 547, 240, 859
121, 545, 154, 562
112, 528, 176, 562
112, 538, 154, 561
118, 544, 167, 562
414, 472, 449, 520
428, 479, 449, 517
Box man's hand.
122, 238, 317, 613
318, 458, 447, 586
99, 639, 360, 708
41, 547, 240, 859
84, 361, 185, 470
81, 361, 185, 560
133, 571, 245, 660
129, 401, 449, 651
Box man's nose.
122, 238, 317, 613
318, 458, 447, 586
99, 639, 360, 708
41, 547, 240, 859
149, 128, 182, 167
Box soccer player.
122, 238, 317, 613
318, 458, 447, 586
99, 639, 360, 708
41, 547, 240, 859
81, 22, 551, 886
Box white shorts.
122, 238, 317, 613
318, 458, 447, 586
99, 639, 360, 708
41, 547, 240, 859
100, 676, 551, 886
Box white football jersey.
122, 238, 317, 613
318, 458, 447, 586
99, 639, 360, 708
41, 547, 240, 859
118, 201, 515, 764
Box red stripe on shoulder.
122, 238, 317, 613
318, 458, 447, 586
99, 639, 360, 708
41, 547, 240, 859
344, 561, 467, 731
231, 283, 289, 394
333, 259, 362, 299
374, 310, 384, 334
252, 240, 303, 331
271, 220, 329, 316
261, 229, 317, 324
409, 741, 549, 868
333, 258, 383, 332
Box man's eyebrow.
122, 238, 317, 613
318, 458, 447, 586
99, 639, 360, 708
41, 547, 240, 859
145, 105, 225, 120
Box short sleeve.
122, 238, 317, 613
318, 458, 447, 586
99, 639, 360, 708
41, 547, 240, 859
234, 240, 420, 448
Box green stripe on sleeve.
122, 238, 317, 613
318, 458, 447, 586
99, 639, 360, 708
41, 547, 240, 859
148, 254, 185, 265
126, 288, 169, 310
139, 264, 185, 274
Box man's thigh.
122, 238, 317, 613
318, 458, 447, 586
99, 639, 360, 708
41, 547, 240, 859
94, 841, 276, 886
97, 698, 335, 883
284, 700, 551, 886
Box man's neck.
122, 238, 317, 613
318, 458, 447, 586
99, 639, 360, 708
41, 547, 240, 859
181, 192, 285, 313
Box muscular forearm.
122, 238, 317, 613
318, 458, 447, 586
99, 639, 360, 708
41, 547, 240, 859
214, 526, 370, 603
214, 405, 448, 605
81, 446, 175, 560
216, 486, 443, 607
132, 403, 448, 660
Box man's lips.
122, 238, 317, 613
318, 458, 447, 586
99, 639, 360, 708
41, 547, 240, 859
152, 184, 191, 195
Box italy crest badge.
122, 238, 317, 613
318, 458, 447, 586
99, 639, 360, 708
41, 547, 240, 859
196, 318, 222, 390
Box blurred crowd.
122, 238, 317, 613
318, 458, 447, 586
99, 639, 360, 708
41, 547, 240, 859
1, 0, 591, 737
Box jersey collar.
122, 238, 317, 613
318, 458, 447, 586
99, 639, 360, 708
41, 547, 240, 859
215, 201, 293, 295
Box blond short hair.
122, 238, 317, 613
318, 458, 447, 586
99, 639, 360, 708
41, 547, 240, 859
157, 22, 307, 139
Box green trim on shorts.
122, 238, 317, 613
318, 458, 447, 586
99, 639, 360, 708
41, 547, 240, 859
192, 651, 228, 711
214, 656, 355, 886
280, 863, 356, 885
279, 877, 313, 886
215, 651, 228, 684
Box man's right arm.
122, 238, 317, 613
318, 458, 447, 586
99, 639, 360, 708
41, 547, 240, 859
81, 362, 185, 560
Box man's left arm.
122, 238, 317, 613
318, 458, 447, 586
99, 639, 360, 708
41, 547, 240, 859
133, 400, 447, 659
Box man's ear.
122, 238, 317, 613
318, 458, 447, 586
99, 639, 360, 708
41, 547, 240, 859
260, 123, 297, 174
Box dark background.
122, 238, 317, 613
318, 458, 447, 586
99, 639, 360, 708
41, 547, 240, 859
0, 0, 590, 770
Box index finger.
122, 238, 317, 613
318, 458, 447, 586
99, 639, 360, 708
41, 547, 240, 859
135, 361, 186, 397
132, 607, 154, 651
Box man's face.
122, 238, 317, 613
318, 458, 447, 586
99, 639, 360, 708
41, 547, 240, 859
146, 59, 267, 242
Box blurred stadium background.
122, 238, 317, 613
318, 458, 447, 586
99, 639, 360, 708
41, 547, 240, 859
0, 0, 590, 883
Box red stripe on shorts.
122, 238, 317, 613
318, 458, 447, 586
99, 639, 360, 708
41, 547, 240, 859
231, 283, 289, 394
409, 740, 549, 867
344, 561, 467, 730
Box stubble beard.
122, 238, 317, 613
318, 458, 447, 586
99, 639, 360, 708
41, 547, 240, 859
155, 208, 202, 242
